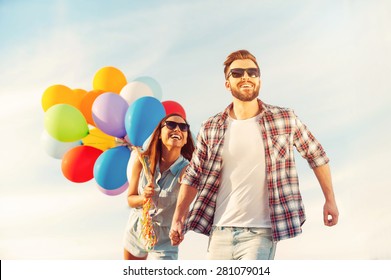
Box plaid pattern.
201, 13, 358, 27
182, 99, 329, 242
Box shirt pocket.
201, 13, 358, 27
158, 186, 179, 208
271, 133, 290, 161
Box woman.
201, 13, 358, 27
123, 113, 195, 260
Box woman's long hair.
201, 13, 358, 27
141, 113, 195, 178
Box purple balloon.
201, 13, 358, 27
97, 181, 128, 196
92, 93, 128, 138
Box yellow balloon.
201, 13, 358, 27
82, 128, 116, 151
41, 84, 79, 111
73, 88, 88, 95
92, 66, 127, 94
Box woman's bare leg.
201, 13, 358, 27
124, 249, 147, 260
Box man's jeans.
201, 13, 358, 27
207, 226, 276, 260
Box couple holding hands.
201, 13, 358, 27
123, 49, 339, 260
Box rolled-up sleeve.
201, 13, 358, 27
292, 112, 329, 168
182, 127, 207, 189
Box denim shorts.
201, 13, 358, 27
123, 215, 178, 260
207, 226, 276, 260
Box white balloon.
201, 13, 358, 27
126, 135, 152, 183
41, 130, 82, 159
134, 76, 163, 100
119, 81, 153, 106
142, 134, 152, 151
126, 151, 138, 182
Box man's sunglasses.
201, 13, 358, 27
227, 68, 260, 79
162, 121, 189, 132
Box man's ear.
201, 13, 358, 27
225, 80, 230, 90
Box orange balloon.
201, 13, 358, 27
79, 90, 104, 126
41, 84, 79, 111
72, 88, 88, 111
92, 66, 127, 94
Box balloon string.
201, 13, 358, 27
134, 147, 157, 251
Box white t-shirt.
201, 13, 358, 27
213, 115, 271, 228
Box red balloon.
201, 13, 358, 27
61, 146, 103, 183
162, 100, 186, 119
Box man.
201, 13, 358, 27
170, 50, 339, 260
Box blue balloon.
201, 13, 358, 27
134, 76, 163, 100
125, 96, 165, 147
93, 146, 131, 190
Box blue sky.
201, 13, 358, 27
1, 0, 391, 260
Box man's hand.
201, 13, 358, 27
170, 221, 184, 246
313, 164, 339, 227
324, 200, 339, 226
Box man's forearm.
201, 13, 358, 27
313, 163, 335, 202
173, 184, 198, 223
170, 184, 198, 245
313, 163, 339, 226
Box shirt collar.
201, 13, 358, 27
156, 155, 184, 176
219, 99, 267, 125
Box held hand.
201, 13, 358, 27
169, 221, 184, 246
142, 183, 155, 199
323, 200, 339, 226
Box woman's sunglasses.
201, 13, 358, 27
162, 121, 189, 132
227, 68, 260, 79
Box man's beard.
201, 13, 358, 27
230, 84, 260, 102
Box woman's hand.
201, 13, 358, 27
142, 183, 155, 199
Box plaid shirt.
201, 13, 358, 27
182, 99, 329, 242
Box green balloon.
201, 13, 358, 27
44, 104, 89, 142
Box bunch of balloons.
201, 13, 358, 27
41, 66, 186, 196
